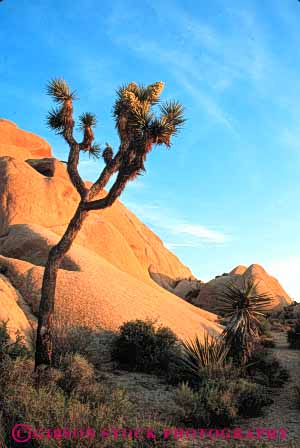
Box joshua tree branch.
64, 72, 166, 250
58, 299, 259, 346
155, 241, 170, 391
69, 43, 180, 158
85, 172, 130, 211
67, 143, 88, 199
87, 140, 129, 200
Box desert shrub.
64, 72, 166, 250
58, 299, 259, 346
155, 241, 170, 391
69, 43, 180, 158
234, 379, 272, 417
258, 318, 275, 347
111, 320, 179, 374
173, 376, 271, 428
52, 322, 115, 369
0, 355, 135, 448
174, 380, 238, 427
0, 320, 179, 447
165, 354, 200, 387
0, 353, 179, 448
270, 319, 289, 332
287, 320, 300, 349
247, 350, 289, 387
57, 353, 95, 394
0, 321, 29, 363
260, 337, 276, 348
259, 317, 272, 337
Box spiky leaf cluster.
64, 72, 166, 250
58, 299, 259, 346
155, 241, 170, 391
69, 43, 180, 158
182, 333, 229, 377
78, 112, 97, 131
46, 79, 98, 158
218, 279, 272, 365
46, 78, 76, 103
46, 107, 65, 133
46, 79, 77, 134
88, 143, 101, 160
160, 101, 185, 133
113, 81, 185, 153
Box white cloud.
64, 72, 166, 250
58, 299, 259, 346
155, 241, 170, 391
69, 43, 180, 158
125, 202, 230, 245
265, 257, 300, 301
175, 223, 228, 244
165, 242, 202, 248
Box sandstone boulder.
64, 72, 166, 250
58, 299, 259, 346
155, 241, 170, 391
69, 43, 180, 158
0, 273, 35, 345
193, 264, 292, 313
0, 119, 52, 159
26, 158, 68, 179
173, 278, 203, 298
0, 122, 221, 342
0, 255, 221, 342
0, 155, 193, 289
0, 156, 79, 234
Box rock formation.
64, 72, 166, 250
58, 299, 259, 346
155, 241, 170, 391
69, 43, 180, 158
192, 264, 292, 313
0, 119, 221, 342
0, 118, 51, 160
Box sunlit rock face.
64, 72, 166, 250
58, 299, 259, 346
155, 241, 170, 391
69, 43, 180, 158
0, 118, 52, 160
0, 119, 221, 342
193, 264, 292, 313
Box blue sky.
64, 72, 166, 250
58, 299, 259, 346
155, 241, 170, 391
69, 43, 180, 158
1, 0, 300, 299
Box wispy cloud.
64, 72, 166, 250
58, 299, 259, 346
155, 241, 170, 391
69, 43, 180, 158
104, 1, 276, 138
175, 223, 228, 244
126, 202, 230, 246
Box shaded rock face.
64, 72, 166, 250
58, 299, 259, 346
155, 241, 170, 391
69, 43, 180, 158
193, 264, 292, 313
26, 158, 68, 178
0, 120, 221, 341
0, 273, 36, 347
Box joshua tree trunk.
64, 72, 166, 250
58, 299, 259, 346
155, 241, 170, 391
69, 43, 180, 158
34, 78, 185, 370
35, 203, 88, 368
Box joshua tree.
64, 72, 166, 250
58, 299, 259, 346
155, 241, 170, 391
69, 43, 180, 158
35, 79, 185, 369
217, 279, 272, 365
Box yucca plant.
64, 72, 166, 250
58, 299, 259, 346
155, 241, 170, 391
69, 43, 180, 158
181, 332, 229, 379
217, 279, 272, 365
35, 78, 185, 369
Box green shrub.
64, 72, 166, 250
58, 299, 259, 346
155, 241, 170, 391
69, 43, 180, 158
0, 356, 135, 448
0, 354, 180, 448
247, 350, 289, 387
174, 380, 238, 427
287, 320, 300, 349
111, 320, 179, 374
58, 353, 95, 394
234, 379, 272, 417
259, 317, 272, 337
164, 354, 200, 387
174, 376, 272, 427
0, 321, 29, 363
52, 323, 115, 369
